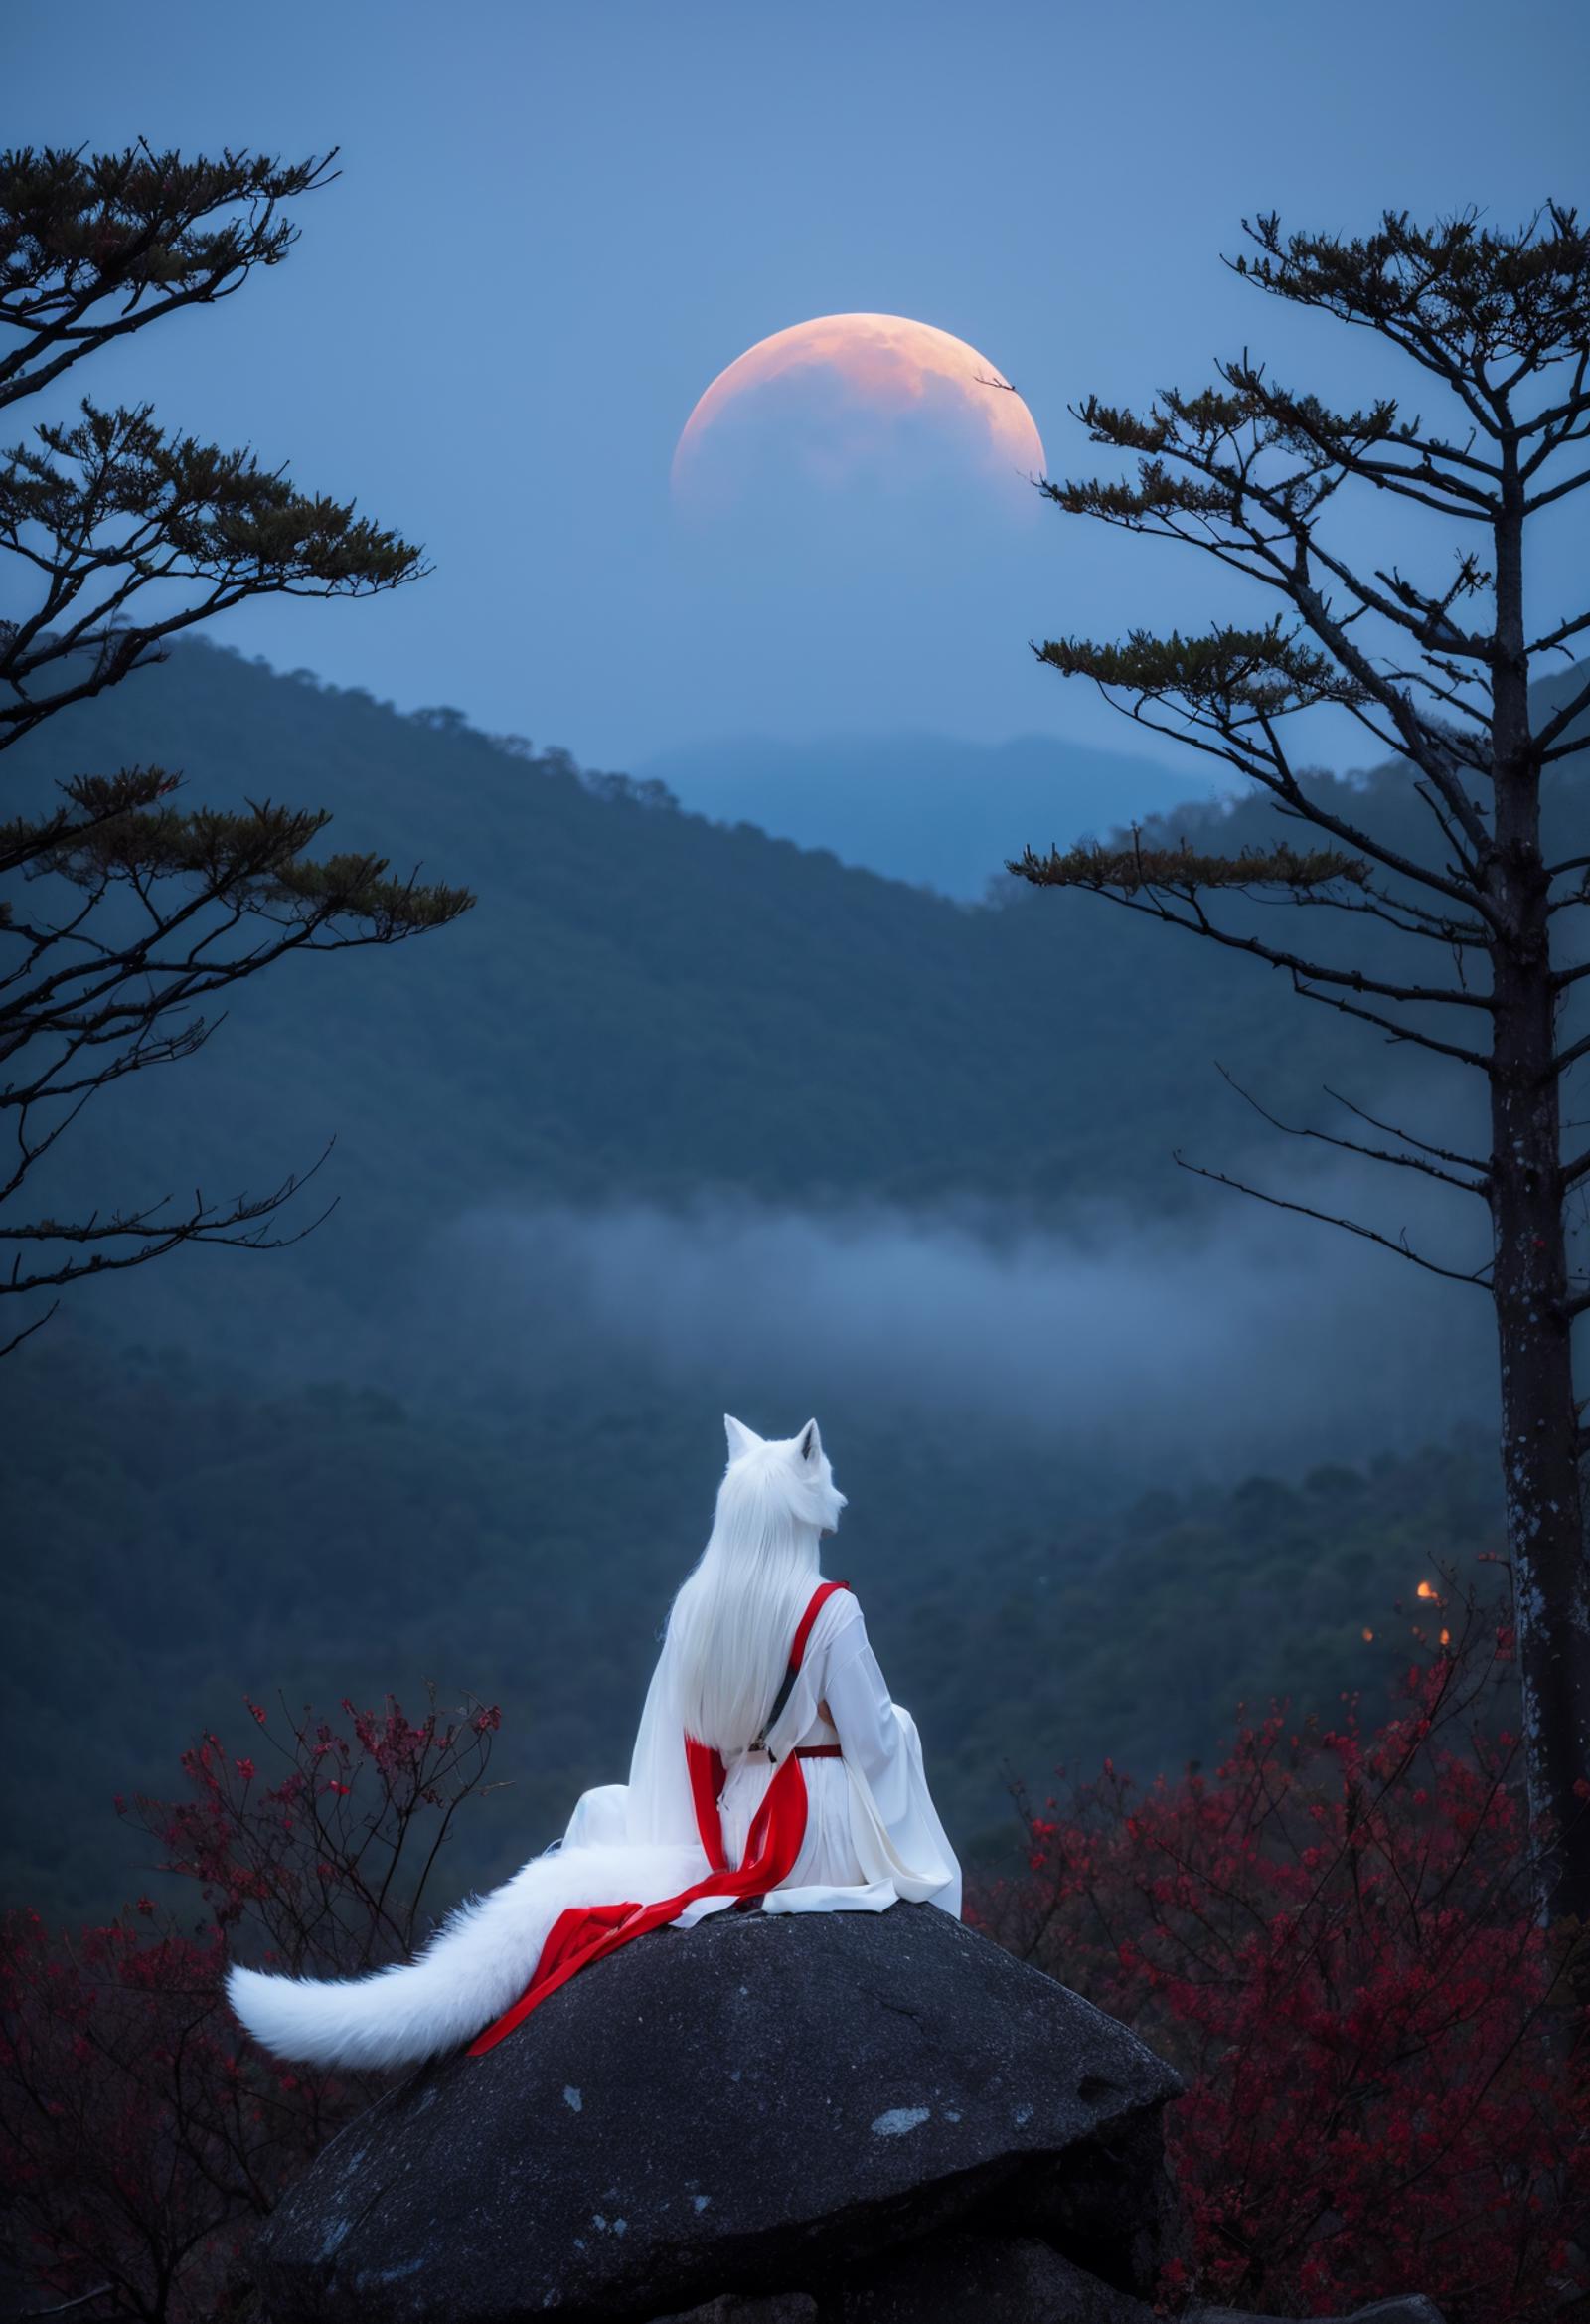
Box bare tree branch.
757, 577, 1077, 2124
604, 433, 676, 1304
1172, 1148, 1495, 1289
1212, 1062, 1491, 1195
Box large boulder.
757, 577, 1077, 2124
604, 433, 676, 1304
655, 2303, 818, 2324
838, 2249, 1453, 2324
251, 1904, 1182, 2322
840, 2231, 1155, 2322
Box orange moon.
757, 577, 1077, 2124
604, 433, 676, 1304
672, 312, 1045, 497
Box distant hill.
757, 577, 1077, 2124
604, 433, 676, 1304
5, 640, 1584, 1378
14, 642, 1552, 1285
5, 643, 1388, 1349
636, 730, 1216, 899
0, 1326, 1507, 1919
3, 643, 1579, 1922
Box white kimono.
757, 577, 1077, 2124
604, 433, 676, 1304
227, 1585, 959, 2072
586, 1582, 961, 1919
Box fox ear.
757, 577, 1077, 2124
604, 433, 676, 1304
797, 1419, 822, 1464
723, 1413, 762, 1461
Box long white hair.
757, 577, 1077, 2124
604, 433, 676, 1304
667, 1414, 847, 1753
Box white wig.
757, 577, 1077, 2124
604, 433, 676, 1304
667, 1415, 847, 1754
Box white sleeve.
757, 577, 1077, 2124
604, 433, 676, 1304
820, 1606, 913, 1829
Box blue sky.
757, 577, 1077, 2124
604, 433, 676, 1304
11, 0, 1588, 772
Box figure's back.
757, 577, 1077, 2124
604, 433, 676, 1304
227, 1413, 958, 2074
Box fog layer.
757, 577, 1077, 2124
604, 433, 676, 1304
405, 1176, 1498, 1484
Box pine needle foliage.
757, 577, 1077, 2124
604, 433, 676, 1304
1014, 202, 1590, 1934
0, 147, 473, 1349
1015, 829, 1367, 897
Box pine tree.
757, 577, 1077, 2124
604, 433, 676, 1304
1017, 206, 1590, 1929
0, 144, 473, 1352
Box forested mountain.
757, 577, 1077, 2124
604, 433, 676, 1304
2, 644, 1579, 1921
636, 729, 1214, 899
1, 1329, 1505, 1920
17, 637, 1569, 1351
12, 642, 1260, 1263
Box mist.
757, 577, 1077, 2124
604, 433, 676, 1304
395, 1169, 1501, 1488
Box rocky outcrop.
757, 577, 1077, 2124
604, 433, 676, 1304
250, 1903, 1448, 2324
251, 1904, 1182, 2321
841, 2232, 1154, 2322
649, 2268, 1453, 2324
655, 2302, 819, 2324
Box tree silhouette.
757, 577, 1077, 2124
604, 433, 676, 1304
1017, 206, 1590, 1931
0, 144, 472, 1352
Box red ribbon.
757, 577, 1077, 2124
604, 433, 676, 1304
467, 1579, 850, 2054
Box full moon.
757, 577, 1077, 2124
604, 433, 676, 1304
671, 312, 1046, 503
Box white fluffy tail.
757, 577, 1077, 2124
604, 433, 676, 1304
225, 1836, 703, 2072
227, 1894, 541, 2072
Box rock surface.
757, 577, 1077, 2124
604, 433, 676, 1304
652, 2249, 1452, 2324
841, 2230, 1154, 2321
992, 2099, 1182, 2297
656, 2300, 819, 2324
251, 1904, 1182, 2323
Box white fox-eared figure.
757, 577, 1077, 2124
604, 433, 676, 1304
226, 1415, 960, 2071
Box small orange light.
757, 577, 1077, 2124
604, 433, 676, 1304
1362, 1627, 1374, 1642
1440, 1628, 1451, 1646
1416, 1580, 1436, 1600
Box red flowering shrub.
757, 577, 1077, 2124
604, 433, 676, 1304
5, 1596, 1586, 2321
974, 1584, 1590, 2322
0, 1688, 501, 2321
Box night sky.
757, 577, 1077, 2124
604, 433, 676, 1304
11, 0, 1587, 779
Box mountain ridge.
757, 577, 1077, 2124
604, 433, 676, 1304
2, 641, 1575, 1918
3, 646, 1354, 1285
636, 726, 1218, 899
10, 639, 1583, 1362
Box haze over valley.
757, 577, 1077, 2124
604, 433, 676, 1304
6, 642, 1572, 1917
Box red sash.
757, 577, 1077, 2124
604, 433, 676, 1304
467, 1578, 851, 2054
